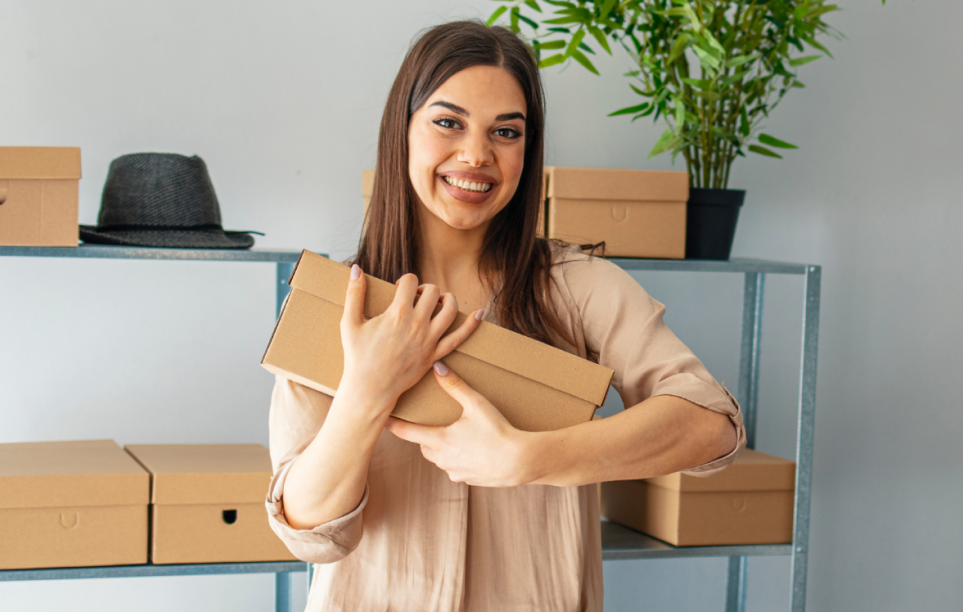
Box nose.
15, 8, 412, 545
457, 128, 493, 168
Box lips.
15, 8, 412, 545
438, 172, 497, 205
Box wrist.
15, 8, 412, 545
332, 376, 398, 424
515, 430, 553, 486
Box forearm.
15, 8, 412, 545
524, 395, 737, 488
282, 383, 395, 530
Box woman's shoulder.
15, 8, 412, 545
547, 240, 645, 294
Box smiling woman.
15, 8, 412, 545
266, 19, 744, 612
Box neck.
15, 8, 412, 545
414, 205, 487, 291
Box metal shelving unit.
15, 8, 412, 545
0, 245, 820, 612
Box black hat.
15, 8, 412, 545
80, 153, 258, 249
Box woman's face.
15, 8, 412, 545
408, 65, 527, 233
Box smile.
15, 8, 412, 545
442, 175, 492, 193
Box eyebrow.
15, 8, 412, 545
429, 100, 526, 123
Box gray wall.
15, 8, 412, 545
1, 1, 959, 610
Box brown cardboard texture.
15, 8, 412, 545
262, 251, 613, 431
124, 444, 296, 564
0, 439, 149, 570
600, 449, 795, 546
362, 168, 546, 236
545, 166, 688, 259
0, 147, 81, 247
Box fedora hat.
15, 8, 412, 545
80, 153, 259, 249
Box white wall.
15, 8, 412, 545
1, 1, 960, 610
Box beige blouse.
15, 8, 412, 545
265, 244, 746, 612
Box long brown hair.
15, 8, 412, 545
355, 20, 576, 351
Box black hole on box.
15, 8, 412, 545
222, 510, 237, 525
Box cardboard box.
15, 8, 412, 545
0, 147, 81, 247
544, 166, 688, 259
124, 444, 297, 565
362, 168, 547, 236
0, 439, 149, 570
600, 449, 795, 546
261, 250, 613, 431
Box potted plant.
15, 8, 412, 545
488, 0, 883, 259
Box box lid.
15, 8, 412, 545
645, 449, 795, 492
0, 147, 82, 179
0, 439, 149, 509
284, 251, 613, 406
545, 166, 687, 202
124, 444, 273, 505
362, 169, 376, 197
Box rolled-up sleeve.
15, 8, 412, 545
555, 248, 746, 476
266, 376, 367, 563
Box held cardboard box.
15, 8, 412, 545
261, 250, 613, 431
0, 439, 149, 570
600, 449, 795, 546
0, 147, 81, 247
124, 444, 297, 565
362, 168, 547, 236
544, 166, 688, 259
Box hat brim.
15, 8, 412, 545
79, 226, 255, 249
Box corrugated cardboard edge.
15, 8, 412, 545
545, 166, 688, 202
645, 449, 796, 492
284, 250, 613, 405
0, 147, 82, 179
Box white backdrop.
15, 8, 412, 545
2, 1, 961, 610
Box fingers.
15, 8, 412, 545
434, 309, 484, 360
384, 416, 443, 447
428, 293, 459, 339
390, 273, 420, 313
414, 283, 441, 320
430, 360, 482, 407
341, 264, 366, 329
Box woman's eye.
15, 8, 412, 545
495, 128, 521, 139
434, 118, 460, 129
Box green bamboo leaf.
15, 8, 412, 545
600, 0, 617, 20
533, 39, 566, 50
566, 29, 586, 57
692, 45, 720, 70
546, 27, 571, 34
656, 7, 689, 18
510, 6, 519, 30
608, 102, 650, 117
578, 42, 596, 55
792, 81, 806, 88
726, 53, 759, 68
789, 55, 821, 67
544, 15, 582, 25
518, 13, 539, 29
704, 31, 725, 55
681, 77, 712, 88
570, 49, 599, 75
589, 26, 612, 54
673, 95, 685, 127
524, 0, 542, 13
749, 144, 783, 159
649, 129, 681, 158
486, 5, 508, 27
759, 134, 799, 149
668, 35, 689, 64
538, 53, 566, 68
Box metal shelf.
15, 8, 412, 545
601, 521, 792, 561
0, 561, 307, 582
1, 246, 820, 612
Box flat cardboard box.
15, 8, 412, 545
0, 147, 81, 247
261, 250, 613, 431
124, 444, 296, 565
0, 439, 149, 570
600, 449, 795, 546
545, 166, 688, 259
362, 168, 547, 236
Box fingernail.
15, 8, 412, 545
433, 361, 450, 376
350, 264, 361, 280
475, 309, 485, 321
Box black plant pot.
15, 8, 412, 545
685, 188, 745, 260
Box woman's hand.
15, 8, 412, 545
339, 265, 482, 412
384, 361, 536, 487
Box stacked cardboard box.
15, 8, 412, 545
0, 440, 149, 570
262, 250, 614, 431
0, 147, 81, 247
601, 449, 795, 546
126, 444, 296, 564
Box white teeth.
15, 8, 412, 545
443, 176, 492, 193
